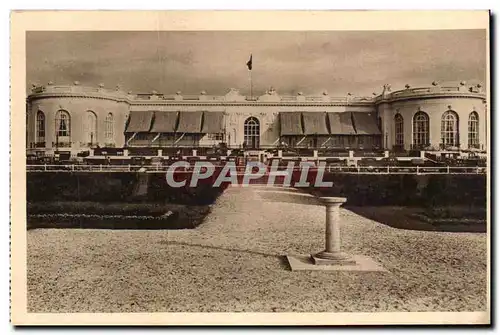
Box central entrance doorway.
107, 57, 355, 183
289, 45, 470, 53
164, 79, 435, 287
244, 117, 260, 149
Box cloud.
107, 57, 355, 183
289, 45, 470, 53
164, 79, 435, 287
26, 30, 486, 97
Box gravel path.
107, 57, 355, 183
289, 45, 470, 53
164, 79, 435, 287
27, 186, 487, 313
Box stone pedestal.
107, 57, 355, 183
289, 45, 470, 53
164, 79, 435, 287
157, 149, 163, 157
123, 149, 129, 157
192, 149, 197, 157
278, 150, 283, 158
286, 195, 387, 272
312, 197, 356, 265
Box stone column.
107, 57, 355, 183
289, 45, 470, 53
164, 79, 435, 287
313, 197, 355, 265
192, 149, 197, 157
278, 150, 283, 158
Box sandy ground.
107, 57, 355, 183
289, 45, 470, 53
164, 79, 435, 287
27, 186, 488, 313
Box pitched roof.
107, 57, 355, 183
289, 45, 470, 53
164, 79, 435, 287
150, 111, 178, 133
302, 112, 329, 135
327, 112, 356, 135
279, 112, 303, 135
125, 111, 154, 133
176, 111, 203, 133
351, 112, 381, 135
202, 112, 225, 133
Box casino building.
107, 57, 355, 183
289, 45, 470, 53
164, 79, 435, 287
26, 81, 487, 158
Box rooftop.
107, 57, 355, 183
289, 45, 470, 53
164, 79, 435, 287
28, 81, 486, 104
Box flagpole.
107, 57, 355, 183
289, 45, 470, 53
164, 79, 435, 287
247, 54, 253, 100
250, 69, 253, 100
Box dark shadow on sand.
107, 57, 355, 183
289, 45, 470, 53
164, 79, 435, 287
158, 240, 290, 270
345, 206, 486, 233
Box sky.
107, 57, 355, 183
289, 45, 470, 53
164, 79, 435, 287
26, 30, 487, 97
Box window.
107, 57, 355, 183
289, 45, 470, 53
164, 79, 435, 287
358, 136, 364, 146
331, 136, 341, 147
468, 112, 479, 148
36, 111, 45, 141
441, 110, 459, 147
412, 111, 429, 147
135, 133, 150, 141
55, 110, 71, 138
394, 113, 404, 146
244, 117, 260, 148
286, 137, 296, 147
85, 111, 97, 144
105, 113, 114, 143
208, 133, 223, 141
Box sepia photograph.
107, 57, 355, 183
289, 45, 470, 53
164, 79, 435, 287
10, 10, 490, 325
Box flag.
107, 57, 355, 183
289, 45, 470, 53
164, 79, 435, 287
246, 54, 252, 70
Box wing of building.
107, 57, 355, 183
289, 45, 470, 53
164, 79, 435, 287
26, 82, 487, 157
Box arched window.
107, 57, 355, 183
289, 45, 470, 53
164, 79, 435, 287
441, 110, 459, 147
36, 111, 45, 142
394, 113, 404, 147
85, 111, 97, 145
244, 117, 260, 148
412, 111, 429, 148
105, 113, 114, 143
468, 112, 479, 149
55, 110, 71, 138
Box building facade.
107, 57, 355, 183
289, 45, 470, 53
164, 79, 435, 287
26, 81, 487, 157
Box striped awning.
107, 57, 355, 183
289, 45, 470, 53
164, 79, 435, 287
352, 112, 381, 135
125, 111, 154, 133
202, 112, 225, 133
279, 112, 303, 136
177, 111, 203, 133
327, 112, 356, 135
150, 112, 178, 133
302, 112, 329, 135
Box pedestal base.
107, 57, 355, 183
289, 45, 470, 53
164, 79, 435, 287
312, 251, 357, 266
286, 254, 388, 272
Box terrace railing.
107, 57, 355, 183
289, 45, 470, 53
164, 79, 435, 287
26, 164, 487, 175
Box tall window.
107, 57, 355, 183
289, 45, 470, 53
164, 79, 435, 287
468, 112, 479, 148
441, 110, 459, 147
394, 113, 404, 146
55, 110, 71, 138
412, 111, 429, 147
244, 117, 260, 148
36, 111, 45, 142
85, 111, 97, 144
105, 113, 114, 143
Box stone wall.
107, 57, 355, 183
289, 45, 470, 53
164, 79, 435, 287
27, 172, 226, 205
312, 173, 486, 206
27, 172, 486, 207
